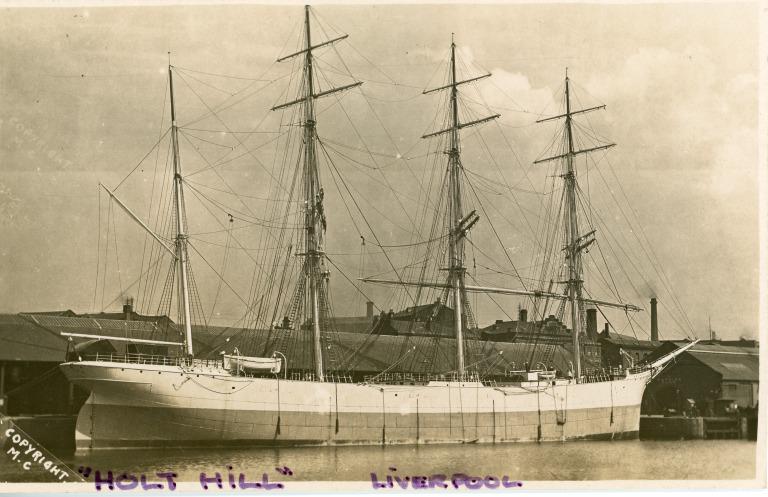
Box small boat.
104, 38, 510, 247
222, 352, 282, 373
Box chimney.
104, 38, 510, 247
586, 308, 597, 338
650, 297, 658, 342
519, 308, 528, 323
366, 301, 374, 320
603, 322, 610, 338
123, 297, 134, 321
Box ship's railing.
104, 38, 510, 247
83, 352, 181, 366
627, 364, 652, 375
362, 372, 483, 384
579, 372, 613, 384
326, 373, 354, 383
80, 354, 361, 382
582, 365, 656, 383
82, 352, 225, 369
286, 372, 354, 383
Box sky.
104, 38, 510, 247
0, 1, 761, 341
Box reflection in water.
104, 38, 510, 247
0, 440, 757, 483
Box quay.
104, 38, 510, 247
4, 414, 76, 453
640, 415, 755, 440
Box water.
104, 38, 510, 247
0, 440, 754, 483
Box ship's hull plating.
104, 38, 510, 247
60, 361, 648, 449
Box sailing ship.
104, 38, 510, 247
59, 5, 696, 449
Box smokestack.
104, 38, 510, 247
519, 308, 528, 323
603, 322, 610, 338
123, 297, 134, 321
366, 301, 374, 320
586, 308, 597, 338
650, 297, 658, 342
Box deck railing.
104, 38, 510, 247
287, 372, 354, 383
83, 353, 224, 369
362, 371, 483, 384
79, 353, 652, 384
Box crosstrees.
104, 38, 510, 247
422, 73, 491, 95
533, 143, 616, 165
270, 81, 363, 111
276, 34, 349, 62
421, 114, 502, 139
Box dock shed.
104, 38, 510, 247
643, 341, 759, 415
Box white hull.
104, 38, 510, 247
60, 359, 651, 449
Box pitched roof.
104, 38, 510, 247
0, 314, 69, 362
326, 316, 374, 334
190, 325, 574, 375
0, 313, 183, 362
650, 341, 760, 382
685, 344, 759, 382
19, 313, 179, 339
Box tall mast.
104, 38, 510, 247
271, 5, 363, 381
448, 37, 465, 379
422, 36, 498, 380
534, 69, 616, 380
563, 71, 582, 379
302, 5, 324, 381
168, 63, 194, 356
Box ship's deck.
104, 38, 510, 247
70, 352, 647, 387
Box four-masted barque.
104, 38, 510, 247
60, 5, 695, 449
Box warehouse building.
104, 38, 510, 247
643, 341, 759, 416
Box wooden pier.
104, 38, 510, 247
640, 415, 752, 440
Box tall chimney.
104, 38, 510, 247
366, 301, 374, 320
519, 308, 528, 323
123, 297, 134, 321
586, 308, 597, 338
603, 322, 610, 338
650, 297, 658, 342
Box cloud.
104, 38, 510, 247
482, 69, 557, 125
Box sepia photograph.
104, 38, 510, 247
0, 0, 763, 492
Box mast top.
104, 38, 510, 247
533, 73, 615, 163
421, 38, 498, 136
271, 6, 362, 111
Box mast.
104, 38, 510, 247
168, 63, 194, 357
448, 37, 465, 379
534, 69, 616, 380
271, 5, 362, 381
422, 36, 498, 381
302, 5, 324, 382
563, 71, 582, 379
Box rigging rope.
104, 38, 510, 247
113, 128, 171, 192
